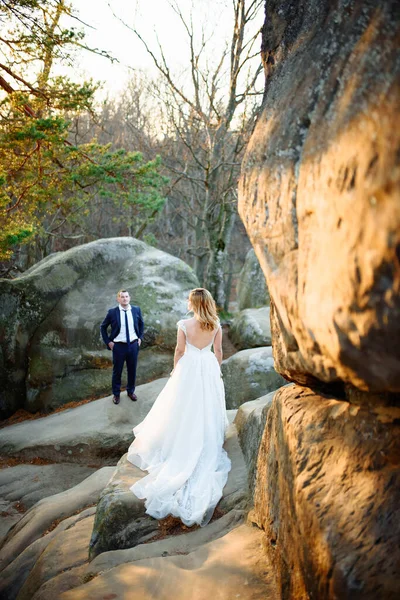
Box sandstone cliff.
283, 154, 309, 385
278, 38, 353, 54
239, 0, 400, 393
238, 1, 400, 598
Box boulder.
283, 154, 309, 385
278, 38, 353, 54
250, 384, 400, 600
237, 248, 270, 310
238, 1, 400, 392
234, 391, 276, 496
88, 455, 158, 560
230, 307, 271, 349
0, 237, 199, 417
29, 565, 87, 600
217, 422, 249, 513
0, 378, 167, 464
89, 421, 249, 559
222, 347, 286, 409
27, 346, 172, 410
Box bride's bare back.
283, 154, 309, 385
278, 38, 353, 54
183, 317, 221, 350
174, 317, 223, 368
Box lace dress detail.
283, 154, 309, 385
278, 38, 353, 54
127, 318, 231, 527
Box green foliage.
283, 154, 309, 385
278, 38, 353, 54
218, 309, 233, 323
143, 232, 158, 247
0, 0, 167, 261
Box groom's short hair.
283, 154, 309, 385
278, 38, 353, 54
117, 289, 129, 298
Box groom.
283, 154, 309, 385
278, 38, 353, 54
100, 290, 144, 405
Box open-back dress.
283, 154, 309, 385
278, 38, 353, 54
127, 319, 231, 527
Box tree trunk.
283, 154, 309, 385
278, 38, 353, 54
204, 207, 236, 309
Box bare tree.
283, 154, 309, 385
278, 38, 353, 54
114, 0, 264, 308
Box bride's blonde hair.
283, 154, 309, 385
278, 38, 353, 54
189, 288, 219, 331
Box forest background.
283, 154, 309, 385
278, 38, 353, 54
0, 0, 265, 309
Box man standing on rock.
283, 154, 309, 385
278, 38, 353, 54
101, 290, 144, 405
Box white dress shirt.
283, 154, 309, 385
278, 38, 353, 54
114, 305, 138, 343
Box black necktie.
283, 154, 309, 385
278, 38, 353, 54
124, 309, 130, 344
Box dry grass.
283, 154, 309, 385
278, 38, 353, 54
143, 505, 226, 545
41, 503, 97, 537
0, 456, 56, 470
0, 500, 27, 517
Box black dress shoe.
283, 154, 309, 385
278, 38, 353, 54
128, 392, 137, 401
113, 395, 120, 404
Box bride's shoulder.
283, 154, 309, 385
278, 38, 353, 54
213, 319, 222, 337
177, 318, 191, 331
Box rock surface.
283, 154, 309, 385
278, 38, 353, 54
28, 510, 247, 600
0, 378, 167, 464
0, 237, 199, 417
250, 384, 400, 600
0, 410, 278, 600
0, 506, 96, 600
89, 421, 249, 559
15, 512, 95, 600
0, 466, 114, 573
230, 306, 271, 350
88, 455, 158, 559
0, 464, 98, 511
0, 463, 98, 541
88, 508, 244, 575
222, 347, 286, 409
237, 248, 270, 310
238, 1, 400, 392
0, 373, 271, 466
61, 524, 277, 600
234, 392, 276, 497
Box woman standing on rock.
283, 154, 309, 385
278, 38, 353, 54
127, 288, 231, 527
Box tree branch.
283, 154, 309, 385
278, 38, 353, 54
0, 62, 48, 99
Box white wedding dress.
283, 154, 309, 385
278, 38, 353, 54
127, 319, 231, 527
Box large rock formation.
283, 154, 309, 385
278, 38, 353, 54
239, 0, 400, 392
238, 1, 400, 598
250, 385, 400, 600
237, 248, 270, 310
0, 237, 199, 417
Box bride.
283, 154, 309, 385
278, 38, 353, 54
127, 287, 231, 527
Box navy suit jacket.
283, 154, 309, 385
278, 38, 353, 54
100, 305, 144, 349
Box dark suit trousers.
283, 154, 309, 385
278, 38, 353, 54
112, 341, 139, 396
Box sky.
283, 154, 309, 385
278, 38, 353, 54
66, 0, 252, 99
